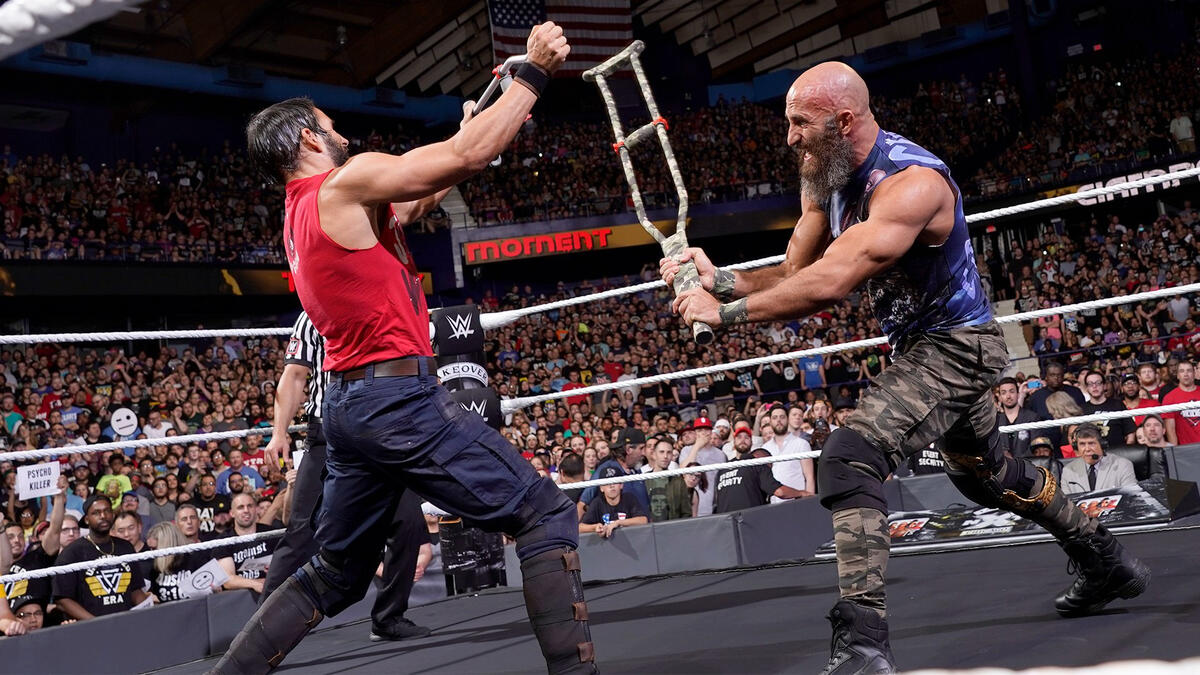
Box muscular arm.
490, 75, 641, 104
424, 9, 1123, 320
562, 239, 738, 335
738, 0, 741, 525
740, 169, 951, 323
41, 478, 68, 556
730, 194, 832, 298
324, 87, 538, 211
390, 186, 453, 226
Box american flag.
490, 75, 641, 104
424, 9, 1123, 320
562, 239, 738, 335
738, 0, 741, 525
488, 0, 633, 75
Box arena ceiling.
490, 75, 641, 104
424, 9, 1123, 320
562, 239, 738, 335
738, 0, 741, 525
68, 0, 996, 96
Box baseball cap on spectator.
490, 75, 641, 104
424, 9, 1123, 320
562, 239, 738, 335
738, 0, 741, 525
1121, 373, 1139, 385
598, 465, 623, 480
72, 460, 88, 469
713, 419, 731, 431
10, 595, 44, 614
690, 416, 713, 430
833, 399, 856, 411
81, 493, 110, 516
733, 421, 753, 437
1031, 436, 1055, 451
611, 428, 646, 449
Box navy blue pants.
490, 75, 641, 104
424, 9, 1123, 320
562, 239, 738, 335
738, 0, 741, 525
307, 362, 574, 615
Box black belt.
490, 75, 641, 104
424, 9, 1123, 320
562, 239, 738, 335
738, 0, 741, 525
332, 357, 437, 382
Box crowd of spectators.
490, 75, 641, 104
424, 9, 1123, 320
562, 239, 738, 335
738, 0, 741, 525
970, 45, 1200, 198
2, 193, 1200, 632
0, 130, 449, 264
0, 337, 293, 633
3, 40, 1198, 260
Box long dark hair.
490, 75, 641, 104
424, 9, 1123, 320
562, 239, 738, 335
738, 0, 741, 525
246, 97, 326, 184
685, 462, 708, 492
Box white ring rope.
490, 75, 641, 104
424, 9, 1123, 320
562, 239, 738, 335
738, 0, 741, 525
500, 281, 1200, 413
565, 449, 822, 491
996, 400, 1200, 434
0, 528, 284, 585
4, 396, 1194, 582
0, 425, 308, 463
4, 165, 1198, 345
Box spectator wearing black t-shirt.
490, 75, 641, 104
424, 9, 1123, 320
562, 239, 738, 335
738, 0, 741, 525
216, 493, 281, 596
995, 377, 1045, 458
580, 467, 648, 538
4, 473, 67, 612
1081, 370, 1135, 447
52, 495, 149, 621
187, 474, 230, 535
713, 433, 804, 513
145, 521, 214, 604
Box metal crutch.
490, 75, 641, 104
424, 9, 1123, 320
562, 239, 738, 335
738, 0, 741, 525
583, 40, 714, 345
472, 53, 529, 166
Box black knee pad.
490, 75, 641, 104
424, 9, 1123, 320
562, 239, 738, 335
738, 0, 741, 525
818, 427, 891, 513
941, 430, 1050, 515
295, 550, 375, 617
512, 478, 579, 561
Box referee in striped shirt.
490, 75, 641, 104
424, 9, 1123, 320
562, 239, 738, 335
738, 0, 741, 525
263, 311, 433, 641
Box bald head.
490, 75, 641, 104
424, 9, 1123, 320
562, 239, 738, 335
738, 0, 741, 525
787, 62, 871, 118
784, 61, 880, 203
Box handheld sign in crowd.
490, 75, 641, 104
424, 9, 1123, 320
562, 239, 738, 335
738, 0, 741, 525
181, 558, 230, 598
111, 407, 139, 437
17, 462, 60, 500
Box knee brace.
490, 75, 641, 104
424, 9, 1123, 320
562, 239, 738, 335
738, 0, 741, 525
818, 427, 892, 513
512, 478, 580, 561
211, 574, 323, 675
940, 427, 1055, 517
294, 549, 375, 617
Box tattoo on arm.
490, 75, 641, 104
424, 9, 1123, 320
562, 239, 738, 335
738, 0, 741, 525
712, 268, 737, 301
718, 298, 749, 326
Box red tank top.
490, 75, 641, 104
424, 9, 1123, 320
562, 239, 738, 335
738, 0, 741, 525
283, 170, 431, 371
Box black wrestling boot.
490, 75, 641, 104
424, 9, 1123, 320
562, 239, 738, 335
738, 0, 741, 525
520, 548, 598, 674
1055, 524, 1151, 617
369, 616, 432, 641
209, 575, 323, 675
819, 600, 897, 675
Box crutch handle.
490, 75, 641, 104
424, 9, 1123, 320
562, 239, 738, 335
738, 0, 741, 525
672, 260, 715, 345
582, 40, 646, 81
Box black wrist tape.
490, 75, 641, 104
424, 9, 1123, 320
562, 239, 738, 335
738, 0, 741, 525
514, 62, 550, 97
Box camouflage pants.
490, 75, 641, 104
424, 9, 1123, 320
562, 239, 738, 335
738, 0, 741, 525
843, 321, 1009, 471
829, 322, 1008, 615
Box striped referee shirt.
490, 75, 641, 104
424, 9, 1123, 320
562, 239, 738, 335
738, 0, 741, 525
285, 311, 326, 419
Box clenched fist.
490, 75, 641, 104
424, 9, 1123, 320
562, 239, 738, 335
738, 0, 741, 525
526, 22, 570, 74
660, 247, 716, 289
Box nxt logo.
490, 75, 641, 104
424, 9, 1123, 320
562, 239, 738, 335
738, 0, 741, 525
460, 399, 489, 422
85, 568, 131, 598
446, 313, 475, 340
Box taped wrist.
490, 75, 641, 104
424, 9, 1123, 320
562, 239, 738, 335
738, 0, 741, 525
718, 298, 749, 326
514, 63, 551, 98
712, 268, 736, 301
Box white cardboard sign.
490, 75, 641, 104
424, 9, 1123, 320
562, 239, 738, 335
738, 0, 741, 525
17, 462, 60, 500
181, 558, 230, 598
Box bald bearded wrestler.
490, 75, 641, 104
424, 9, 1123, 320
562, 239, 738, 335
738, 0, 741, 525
662, 62, 1150, 674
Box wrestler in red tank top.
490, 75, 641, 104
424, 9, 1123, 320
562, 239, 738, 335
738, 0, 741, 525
283, 170, 431, 371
